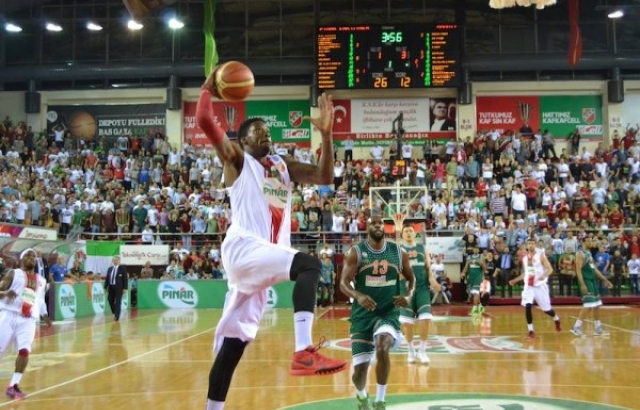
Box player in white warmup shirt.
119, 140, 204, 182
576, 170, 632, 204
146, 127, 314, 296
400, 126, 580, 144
195, 72, 346, 410
510, 239, 561, 338
0, 248, 51, 399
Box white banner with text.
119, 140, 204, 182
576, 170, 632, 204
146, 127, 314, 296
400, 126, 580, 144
120, 245, 169, 266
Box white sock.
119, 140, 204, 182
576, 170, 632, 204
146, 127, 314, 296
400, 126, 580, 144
206, 399, 225, 410
527, 324, 534, 332
574, 319, 583, 329
408, 341, 415, 352
376, 384, 387, 402
419, 340, 426, 351
293, 311, 314, 352
356, 389, 368, 399
554, 315, 560, 321
10, 373, 22, 386
595, 320, 602, 329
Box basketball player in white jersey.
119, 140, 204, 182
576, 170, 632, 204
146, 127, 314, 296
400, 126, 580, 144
509, 239, 561, 338
196, 72, 346, 410
0, 248, 51, 399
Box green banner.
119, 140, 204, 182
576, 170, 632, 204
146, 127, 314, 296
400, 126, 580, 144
245, 100, 311, 144
137, 280, 294, 309
54, 282, 130, 321
476, 95, 604, 139
540, 95, 603, 138
203, 0, 218, 77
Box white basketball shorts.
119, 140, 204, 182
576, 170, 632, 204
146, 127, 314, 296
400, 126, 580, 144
0, 310, 37, 356
221, 234, 298, 294
521, 283, 552, 312
214, 234, 298, 352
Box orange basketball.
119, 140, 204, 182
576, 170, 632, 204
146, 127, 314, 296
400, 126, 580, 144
214, 61, 255, 102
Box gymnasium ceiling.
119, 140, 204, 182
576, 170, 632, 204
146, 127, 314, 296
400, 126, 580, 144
1, 0, 640, 88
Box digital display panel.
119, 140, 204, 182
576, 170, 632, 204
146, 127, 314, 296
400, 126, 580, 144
317, 24, 460, 90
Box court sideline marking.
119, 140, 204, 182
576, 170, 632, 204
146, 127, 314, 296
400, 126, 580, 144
568, 315, 640, 336
0, 325, 216, 408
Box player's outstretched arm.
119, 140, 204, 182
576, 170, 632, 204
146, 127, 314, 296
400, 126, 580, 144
509, 271, 525, 286
195, 74, 242, 166
285, 93, 334, 185
541, 254, 554, 280
594, 266, 613, 288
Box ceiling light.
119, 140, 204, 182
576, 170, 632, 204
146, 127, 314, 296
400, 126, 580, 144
168, 18, 184, 30
5, 23, 22, 33
46, 23, 63, 32
127, 20, 143, 30
608, 10, 624, 19
87, 22, 103, 31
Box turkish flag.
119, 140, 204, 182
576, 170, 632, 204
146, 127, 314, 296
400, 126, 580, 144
332, 100, 352, 134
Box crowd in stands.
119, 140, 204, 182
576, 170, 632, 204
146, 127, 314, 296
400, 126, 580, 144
1, 113, 640, 299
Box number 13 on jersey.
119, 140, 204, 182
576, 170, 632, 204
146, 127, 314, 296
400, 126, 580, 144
371, 260, 389, 275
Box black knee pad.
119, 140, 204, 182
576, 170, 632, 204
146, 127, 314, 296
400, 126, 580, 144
289, 252, 321, 281
290, 252, 321, 312
525, 303, 533, 323
208, 337, 248, 402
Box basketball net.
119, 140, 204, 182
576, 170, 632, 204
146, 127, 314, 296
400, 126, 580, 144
489, 0, 556, 9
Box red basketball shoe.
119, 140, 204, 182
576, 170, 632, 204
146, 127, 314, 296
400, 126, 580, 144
5, 384, 26, 400
290, 338, 347, 376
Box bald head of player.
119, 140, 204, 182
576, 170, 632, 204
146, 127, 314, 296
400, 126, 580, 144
367, 210, 385, 243
237, 118, 271, 158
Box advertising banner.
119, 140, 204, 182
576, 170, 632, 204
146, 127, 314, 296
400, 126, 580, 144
46, 104, 166, 143
622, 93, 640, 130
183, 100, 311, 147
332, 98, 457, 146
120, 245, 169, 265
476, 95, 603, 139
425, 237, 465, 263
0, 223, 57, 241
54, 282, 130, 321
137, 280, 294, 309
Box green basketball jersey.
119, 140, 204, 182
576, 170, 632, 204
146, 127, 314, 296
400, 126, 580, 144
351, 240, 403, 322
580, 250, 597, 281
468, 254, 483, 275
401, 242, 428, 290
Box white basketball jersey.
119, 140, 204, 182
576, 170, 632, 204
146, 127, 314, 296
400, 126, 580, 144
0, 269, 47, 319
522, 252, 547, 288
226, 152, 293, 246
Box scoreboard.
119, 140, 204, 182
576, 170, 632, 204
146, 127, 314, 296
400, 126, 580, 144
317, 24, 461, 90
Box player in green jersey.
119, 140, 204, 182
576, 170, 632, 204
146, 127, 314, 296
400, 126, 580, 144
399, 224, 441, 365
461, 245, 486, 316
340, 213, 415, 410
571, 249, 613, 337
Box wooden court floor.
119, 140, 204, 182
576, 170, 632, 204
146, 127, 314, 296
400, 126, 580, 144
0, 305, 639, 410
